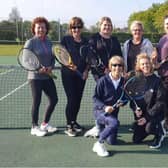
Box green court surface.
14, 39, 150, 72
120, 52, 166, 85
0, 128, 168, 167
0, 56, 168, 167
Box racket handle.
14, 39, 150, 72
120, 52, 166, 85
112, 99, 127, 109
48, 72, 57, 79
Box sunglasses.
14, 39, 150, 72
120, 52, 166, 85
71, 26, 82, 29
111, 64, 123, 67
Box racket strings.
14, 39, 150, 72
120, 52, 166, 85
124, 77, 146, 99
53, 46, 73, 66
18, 49, 40, 70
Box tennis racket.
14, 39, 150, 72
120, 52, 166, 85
80, 45, 105, 76
52, 44, 83, 79
17, 48, 57, 79
113, 74, 146, 111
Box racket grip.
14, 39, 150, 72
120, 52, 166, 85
49, 72, 57, 79
113, 99, 127, 109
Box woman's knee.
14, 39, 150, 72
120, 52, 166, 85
107, 117, 118, 128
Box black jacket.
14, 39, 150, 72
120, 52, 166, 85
88, 33, 122, 77
61, 35, 89, 74
130, 74, 167, 121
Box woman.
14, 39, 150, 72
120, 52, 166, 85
92, 56, 125, 157
153, 15, 168, 131
84, 17, 122, 138
88, 16, 122, 81
122, 20, 154, 132
130, 53, 167, 149
123, 20, 153, 72
24, 17, 58, 137
60, 17, 89, 137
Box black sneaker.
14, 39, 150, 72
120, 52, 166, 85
64, 125, 77, 137
73, 122, 84, 133
149, 134, 165, 149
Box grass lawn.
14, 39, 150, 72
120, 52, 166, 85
0, 44, 23, 56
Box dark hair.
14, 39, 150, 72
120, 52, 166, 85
31, 17, 50, 35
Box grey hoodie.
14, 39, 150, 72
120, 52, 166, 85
122, 38, 153, 71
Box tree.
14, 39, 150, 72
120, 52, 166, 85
8, 7, 22, 23
48, 21, 61, 41
127, 1, 167, 33
0, 21, 16, 40
22, 20, 32, 40
154, 1, 168, 33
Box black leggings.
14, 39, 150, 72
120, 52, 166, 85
61, 70, 86, 125
30, 79, 58, 126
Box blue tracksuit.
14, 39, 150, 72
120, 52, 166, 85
93, 74, 125, 145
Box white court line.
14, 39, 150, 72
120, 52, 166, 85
0, 69, 14, 75
0, 81, 29, 101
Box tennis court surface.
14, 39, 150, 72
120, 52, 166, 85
0, 65, 168, 167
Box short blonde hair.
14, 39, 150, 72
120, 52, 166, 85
135, 53, 153, 73
130, 20, 144, 31
108, 56, 125, 71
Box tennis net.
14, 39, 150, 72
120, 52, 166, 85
0, 65, 133, 128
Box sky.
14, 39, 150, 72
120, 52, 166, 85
0, 0, 166, 28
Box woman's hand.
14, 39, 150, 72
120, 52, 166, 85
67, 64, 77, 71
39, 67, 48, 74
151, 47, 160, 69
151, 47, 158, 64
105, 106, 114, 114
137, 117, 146, 126
39, 66, 53, 75
82, 70, 89, 80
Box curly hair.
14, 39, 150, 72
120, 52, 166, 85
31, 17, 50, 35
135, 53, 153, 74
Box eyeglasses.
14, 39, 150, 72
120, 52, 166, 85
111, 64, 123, 67
71, 26, 82, 29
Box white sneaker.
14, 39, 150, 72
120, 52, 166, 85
40, 123, 58, 133
84, 126, 100, 138
31, 126, 47, 137
92, 141, 109, 157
